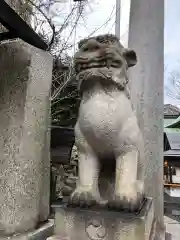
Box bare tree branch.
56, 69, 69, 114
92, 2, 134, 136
25, 0, 55, 49
165, 68, 180, 101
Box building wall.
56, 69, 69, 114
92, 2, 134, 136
172, 167, 180, 183
165, 188, 180, 197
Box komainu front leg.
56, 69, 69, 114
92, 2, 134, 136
108, 148, 145, 212
69, 145, 102, 207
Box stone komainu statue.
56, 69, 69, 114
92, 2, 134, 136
69, 34, 145, 212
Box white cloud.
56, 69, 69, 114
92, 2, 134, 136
120, 0, 130, 47
66, 0, 130, 53
39, 0, 180, 105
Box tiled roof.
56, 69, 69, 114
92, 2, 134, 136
165, 132, 180, 150
164, 104, 180, 116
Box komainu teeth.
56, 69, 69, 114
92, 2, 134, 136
76, 59, 121, 72
76, 64, 81, 72
107, 59, 111, 68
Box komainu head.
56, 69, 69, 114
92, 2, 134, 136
74, 34, 137, 93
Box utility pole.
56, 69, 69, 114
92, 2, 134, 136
115, 0, 121, 38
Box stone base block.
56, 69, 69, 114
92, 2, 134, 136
52, 198, 154, 240
0, 220, 54, 240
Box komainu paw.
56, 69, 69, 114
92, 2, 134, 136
108, 182, 145, 212
68, 188, 99, 207
108, 192, 145, 212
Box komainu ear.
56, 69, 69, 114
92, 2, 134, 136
123, 48, 137, 68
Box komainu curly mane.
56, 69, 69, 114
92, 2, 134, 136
69, 34, 145, 212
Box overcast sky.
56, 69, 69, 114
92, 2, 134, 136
49, 0, 180, 106
164, 0, 180, 105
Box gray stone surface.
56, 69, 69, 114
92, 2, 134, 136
128, 0, 164, 229
53, 198, 154, 240
39, 99, 51, 222
0, 40, 52, 235
51, 144, 78, 200
0, 220, 54, 240
164, 216, 180, 240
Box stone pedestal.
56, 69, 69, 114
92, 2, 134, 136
51, 198, 154, 240
0, 40, 52, 236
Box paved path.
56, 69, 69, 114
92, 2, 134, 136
165, 216, 180, 240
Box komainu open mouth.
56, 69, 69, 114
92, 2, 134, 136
75, 60, 122, 74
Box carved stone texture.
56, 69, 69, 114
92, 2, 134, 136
54, 164, 77, 199
53, 198, 154, 240
53, 145, 78, 199
69, 34, 145, 212
0, 40, 52, 236
60, 145, 78, 197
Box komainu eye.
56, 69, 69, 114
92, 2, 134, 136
94, 45, 99, 50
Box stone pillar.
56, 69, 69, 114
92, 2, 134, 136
39, 99, 51, 223
0, 40, 52, 236
128, 0, 164, 232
